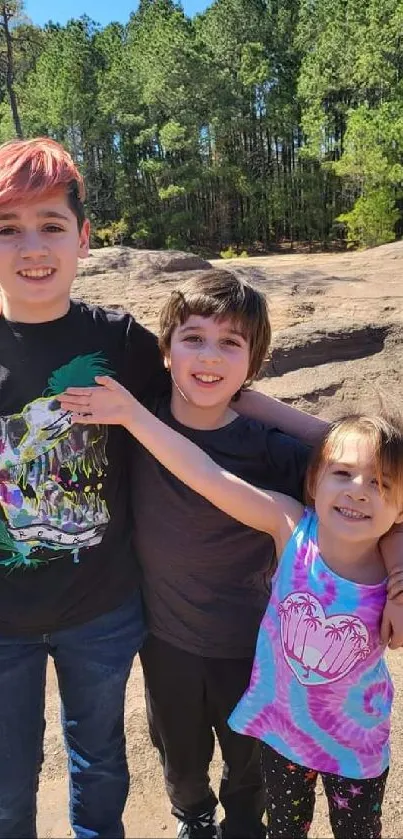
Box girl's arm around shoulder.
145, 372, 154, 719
59, 376, 303, 555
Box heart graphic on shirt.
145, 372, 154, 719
278, 592, 371, 686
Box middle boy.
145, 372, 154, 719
132, 270, 309, 839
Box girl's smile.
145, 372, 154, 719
313, 434, 403, 578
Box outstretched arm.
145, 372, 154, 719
59, 376, 302, 548
236, 389, 327, 445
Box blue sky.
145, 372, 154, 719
24, 0, 211, 27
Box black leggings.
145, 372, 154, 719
262, 744, 389, 839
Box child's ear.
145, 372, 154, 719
163, 354, 171, 370
78, 219, 90, 258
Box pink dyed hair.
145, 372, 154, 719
0, 137, 85, 226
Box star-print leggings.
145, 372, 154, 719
261, 744, 389, 838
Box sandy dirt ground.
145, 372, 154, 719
37, 654, 403, 839
35, 247, 403, 838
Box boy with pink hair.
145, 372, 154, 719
0, 137, 166, 838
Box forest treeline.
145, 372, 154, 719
1, 0, 403, 253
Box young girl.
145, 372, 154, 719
59, 379, 403, 839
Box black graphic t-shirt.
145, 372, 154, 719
0, 300, 167, 635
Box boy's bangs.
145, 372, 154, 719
0, 138, 85, 208
177, 290, 255, 340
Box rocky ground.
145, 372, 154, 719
37, 244, 403, 837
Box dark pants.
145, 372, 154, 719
140, 634, 265, 838
0, 592, 145, 839
262, 744, 389, 839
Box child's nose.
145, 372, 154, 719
19, 232, 49, 258
346, 476, 368, 500
197, 343, 221, 362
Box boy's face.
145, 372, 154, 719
0, 188, 89, 323
166, 314, 250, 413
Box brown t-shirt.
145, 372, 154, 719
132, 397, 309, 659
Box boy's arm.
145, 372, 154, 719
59, 377, 302, 544
236, 388, 327, 444
380, 526, 403, 648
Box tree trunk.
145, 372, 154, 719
1, 3, 23, 138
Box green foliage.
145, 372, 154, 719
2, 0, 403, 251
131, 223, 153, 247
165, 234, 187, 249
220, 246, 249, 259
338, 188, 400, 249
158, 184, 186, 201
95, 219, 129, 246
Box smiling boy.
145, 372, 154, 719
129, 273, 309, 839
0, 137, 166, 839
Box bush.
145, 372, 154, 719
220, 246, 249, 259
337, 188, 399, 249
165, 234, 187, 250
95, 219, 129, 247
131, 223, 153, 248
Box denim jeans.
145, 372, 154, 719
0, 591, 146, 839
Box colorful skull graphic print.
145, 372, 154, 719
0, 353, 113, 569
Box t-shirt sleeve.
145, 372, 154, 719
123, 317, 171, 404
265, 429, 311, 502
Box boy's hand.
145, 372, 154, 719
386, 567, 403, 602
59, 376, 136, 427
378, 527, 403, 648
380, 599, 403, 649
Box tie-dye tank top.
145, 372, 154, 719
229, 508, 392, 779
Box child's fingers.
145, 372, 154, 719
62, 376, 116, 393
70, 412, 99, 425
61, 386, 99, 397
70, 412, 89, 424
94, 376, 118, 389
60, 378, 119, 399
387, 571, 403, 600
59, 393, 89, 404
380, 611, 391, 645
59, 397, 91, 412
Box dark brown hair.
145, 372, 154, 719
159, 269, 271, 386
306, 414, 403, 508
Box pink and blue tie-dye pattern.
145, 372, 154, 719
228, 508, 392, 779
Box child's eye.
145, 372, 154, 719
43, 224, 64, 233
333, 469, 350, 477
222, 338, 241, 347
371, 478, 390, 491
183, 335, 202, 343
0, 226, 18, 236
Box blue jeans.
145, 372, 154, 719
0, 592, 146, 839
